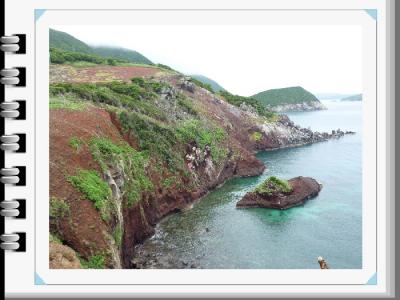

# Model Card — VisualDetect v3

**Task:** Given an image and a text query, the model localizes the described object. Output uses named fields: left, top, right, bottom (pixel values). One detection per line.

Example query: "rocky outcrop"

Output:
left=257, top=115, right=354, bottom=149
left=237, top=176, right=322, bottom=209
left=179, top=76, right=196, bottom=93
left=49, top=242, right=82, bottom=269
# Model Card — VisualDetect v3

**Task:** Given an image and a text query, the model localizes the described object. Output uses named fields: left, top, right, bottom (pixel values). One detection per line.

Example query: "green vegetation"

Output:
left=50, top=47, right=125, bottom=65
left=91, top=46, right=153, bottom=65
left=218, top=90, right=276, bottom=120
left=49, top=96, right=88, bottom=110
left=49, top=197, right=70, bottom=218
left=89, top=137, right=153, bottom=207
left=252, top=86, right=320, bottom=107
left=176, top=119, right=228, bottom=164
left=118, top=110, right=184, bottom=169
left=50, top=29, right=153, bottom=66
left=113, top=227, right=123, bottom=247
left=190, top=77, right=214, bottom=93
left=80, top=253, right=106, bottom=269
left=67, top=169, right=111, bottom=211
left=155, top=63, right=174, bottom=71
left=50, top=29, right=93, bottom=54
left=69, top=136, right=83, bottom=151
left=254, top=176, right=293, bottom=196
left=162, top=176, right=177, bottom=188
left=50, top=75, right=228, bottom=202
left=50, top=80, right=179, bottom=120
left=250, top=131, right=263, bottom=142
left=190, top=74, right=225, bottom=92
left=177, top=97, right=198, bottom=115
left=49, top=233, right=64, bottom=244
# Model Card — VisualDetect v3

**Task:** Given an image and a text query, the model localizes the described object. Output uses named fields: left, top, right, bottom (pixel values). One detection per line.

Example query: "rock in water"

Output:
left=236, top=176, right=321, bottom=209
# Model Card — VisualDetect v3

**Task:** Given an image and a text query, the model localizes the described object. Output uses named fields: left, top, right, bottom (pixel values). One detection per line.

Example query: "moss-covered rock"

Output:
left=237, top=176, right=321, bottom=209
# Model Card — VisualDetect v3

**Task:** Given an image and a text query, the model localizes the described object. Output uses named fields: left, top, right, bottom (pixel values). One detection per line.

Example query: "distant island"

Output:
left=252, top=86, right=326, bottom=112
left=315, top=93, right=350, bottom=100
left=341, top=94, right=362, bottom=101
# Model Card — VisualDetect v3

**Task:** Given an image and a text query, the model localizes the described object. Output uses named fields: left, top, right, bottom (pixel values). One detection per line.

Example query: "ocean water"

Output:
left=137, top=100, right=362, bottom=269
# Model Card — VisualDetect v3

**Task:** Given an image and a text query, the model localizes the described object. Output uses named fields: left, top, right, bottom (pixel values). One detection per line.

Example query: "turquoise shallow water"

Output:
left=138, top=100, right=362, bottom=269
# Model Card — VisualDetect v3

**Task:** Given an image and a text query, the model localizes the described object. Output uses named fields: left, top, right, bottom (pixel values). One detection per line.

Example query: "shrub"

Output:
left=49, top=233, right=64, bottom=244
left=176, top=119, right=228, bottom=164
left=254, top=176, right=293, bottom=196
left=156, top=63, right=174, bottom=71
left=177, top=96, right=197, bottom=115
left=81, top=254, right=106, bottom=269
left=50, top=47, right=129, bottom=66
left=162, top=177, right=176, bottom=188
left=49, top=81, right=167, bottom=120
left=89, top=137, right=154, bottom=207
left=69, top=136, right=83, bottom=151
left=67, top=169, right=111, bottom=211
left=176, top=120, right=226, bottom=147
left=49, top=96, right=87, bottom=111
left=250, top=132, right=262, bottom=142
left=130, top=77, right=145, bottom=87
left=49, top=197, right=70, bottom=218
left=118, top=111, right=182, bottom=167
left=218, top=90, right=276, bottom=120
left=190, top=77, right=214, bottom=93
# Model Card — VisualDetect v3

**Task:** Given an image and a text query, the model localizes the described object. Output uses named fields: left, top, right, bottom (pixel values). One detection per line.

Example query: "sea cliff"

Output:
left=49, top=64, right=352, bottom=268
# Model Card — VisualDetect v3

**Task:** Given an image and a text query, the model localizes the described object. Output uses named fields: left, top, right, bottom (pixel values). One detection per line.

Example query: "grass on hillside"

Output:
left=89, top=137, right=153, bottom=207
left=67, top=169, right=112, bottom=221
left=50, top=95, right=88, bottom=110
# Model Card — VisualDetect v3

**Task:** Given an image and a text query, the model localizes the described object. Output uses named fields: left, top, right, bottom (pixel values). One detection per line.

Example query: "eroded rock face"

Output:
left=258, top=115, right=354, bottom=148
left=49, top=242, right=82, bottom=269
left=236, top=176, right=322, bottom=210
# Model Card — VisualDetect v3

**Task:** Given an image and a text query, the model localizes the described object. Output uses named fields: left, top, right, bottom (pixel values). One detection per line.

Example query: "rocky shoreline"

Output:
left=267, top=101, right=326, bottom=113
left=259, top=114, right=355, bottom=149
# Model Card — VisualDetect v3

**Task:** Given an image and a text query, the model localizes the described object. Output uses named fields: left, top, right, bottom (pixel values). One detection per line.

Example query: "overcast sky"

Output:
left=52, top=25, right=362, bottom=96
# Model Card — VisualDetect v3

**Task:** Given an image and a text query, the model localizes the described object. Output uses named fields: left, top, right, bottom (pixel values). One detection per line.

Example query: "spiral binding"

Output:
left=1, top=34, right=27, bottom=252
left=0, top=68, right=20, bottom=85
left=0, top=233, right=19, bottom=250
left=0, top=134, right=20, bottom=151
left=0, top=35, right=22, bottom=53
left=0, top=199, right=20, bottom=217
left=1, top=101, right=20, bottom=118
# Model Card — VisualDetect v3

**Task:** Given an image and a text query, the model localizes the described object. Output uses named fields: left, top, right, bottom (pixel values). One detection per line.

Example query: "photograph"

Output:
left=48, top=24, right=362, bottom=270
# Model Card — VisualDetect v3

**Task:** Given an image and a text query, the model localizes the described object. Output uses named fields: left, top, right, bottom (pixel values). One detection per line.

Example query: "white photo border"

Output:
left=34, top=9, right=378, bottom=286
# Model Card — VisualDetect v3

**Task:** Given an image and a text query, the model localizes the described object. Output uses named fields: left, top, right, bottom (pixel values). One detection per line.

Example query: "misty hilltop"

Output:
left=50, top=29, right=153, bottom=65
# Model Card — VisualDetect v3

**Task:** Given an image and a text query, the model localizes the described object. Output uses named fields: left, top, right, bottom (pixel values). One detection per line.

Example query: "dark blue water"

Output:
left=137, top=100, right=362, bottom=269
